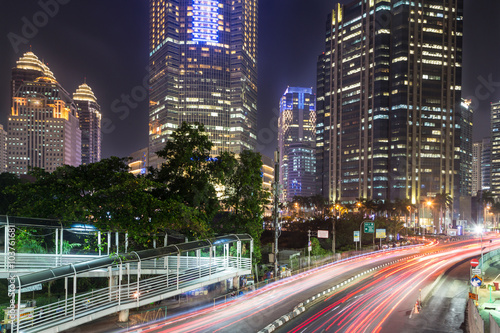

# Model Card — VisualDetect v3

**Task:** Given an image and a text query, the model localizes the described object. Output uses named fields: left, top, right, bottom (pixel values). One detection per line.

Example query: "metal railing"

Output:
left=14, top=255, right=252, bottom=332
left=0, top=253, right=102, bottom=271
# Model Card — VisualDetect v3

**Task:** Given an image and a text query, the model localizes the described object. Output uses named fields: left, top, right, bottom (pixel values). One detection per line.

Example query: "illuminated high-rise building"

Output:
left=481, top=138, right=492, bottom=192
left=317, top=0, right=463, bottom=208
left=7, top=52, right=81, bottom=175
left=0, top=124, right=6, bottom=173
left=73, top=82, right=102, bottom=165
left=473, top=138, right=492, bottom=197
left=459, top=98, right=473, bottom=197
left=491, top=101, right=500, bottom=197
left=148, top=0, right=258, bottom=156
left=278, top=87, right=316, bottom=201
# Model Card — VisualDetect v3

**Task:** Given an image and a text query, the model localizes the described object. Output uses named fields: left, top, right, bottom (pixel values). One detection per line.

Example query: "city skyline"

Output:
left=0, top=1, right=499, bottom=160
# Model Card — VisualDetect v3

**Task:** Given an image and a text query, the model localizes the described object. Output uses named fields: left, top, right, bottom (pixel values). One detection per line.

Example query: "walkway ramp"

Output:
left=10, top=234, right=253, bottom=333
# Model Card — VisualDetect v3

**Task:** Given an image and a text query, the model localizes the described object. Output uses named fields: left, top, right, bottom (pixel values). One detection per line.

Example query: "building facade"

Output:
left=0, top=125, right=7, bottom=173
left=459, top=99, right=473, bottom=197
left=148, top=0, right=258, bottom=156
left=278, top=87, right=316, bottom=201
left=472, top=141, right=483, bottom=197
left=472, top=138, right=492, bottom=197
left=491, top=101, right=500, bottom=197
left=261, top=154, right=274, bottom=216
left=481, top=138, right=492, bottom=192
left=7, top=52, right=81, bottom=175
left=73, top=82, right=102, bottom=165
left=317, top=0, right=463, bottom=207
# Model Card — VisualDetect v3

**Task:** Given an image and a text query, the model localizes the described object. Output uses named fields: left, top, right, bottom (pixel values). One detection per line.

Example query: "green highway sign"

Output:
left=364, top=222, right=374, bottom=233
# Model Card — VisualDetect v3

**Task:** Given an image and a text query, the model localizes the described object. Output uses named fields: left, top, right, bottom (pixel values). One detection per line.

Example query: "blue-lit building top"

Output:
left=278, top=87, right=317, bottom=201
left=191, top=0, right=219, bottom=43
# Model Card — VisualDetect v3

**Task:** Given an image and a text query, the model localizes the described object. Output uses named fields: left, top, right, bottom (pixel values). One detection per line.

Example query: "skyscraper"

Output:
left=0, top=124, right=6, bottom=173
left=148, top=0, right=258, bottom=156
left=481, top=138, right=492, bottom=192
left=491, top=101, right=500, bottom=197
left=472, top=138, right=492, bottom=197
left=278, top=87, right=316, bottom=201
left=472, top=142, right=483, bottom=197
left=73, top=82, right=102, bottom=165
left=317, top=0, right=463, bottom=207
left=7, top=52, right=81, bottom=175
left=459, top=99, right=473, bottom=197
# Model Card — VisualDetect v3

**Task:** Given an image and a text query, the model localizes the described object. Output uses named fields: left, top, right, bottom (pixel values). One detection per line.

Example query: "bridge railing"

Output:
left=15, top=256, right=252, bottom=332
left=12, top=234, right=253, bottom=333
left=0, top=253, right=102, bottom=271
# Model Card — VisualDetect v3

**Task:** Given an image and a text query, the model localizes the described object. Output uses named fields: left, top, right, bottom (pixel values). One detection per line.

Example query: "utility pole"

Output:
left=331, top=218, right=336, bottom=260
left=308, top=230, right=311, bottom=267
left=273, top=150, right=280, bottom=280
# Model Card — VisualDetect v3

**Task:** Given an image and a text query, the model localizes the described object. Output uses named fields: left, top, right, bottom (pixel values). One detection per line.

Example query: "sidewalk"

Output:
left=476, top=257, right=500, bottom=332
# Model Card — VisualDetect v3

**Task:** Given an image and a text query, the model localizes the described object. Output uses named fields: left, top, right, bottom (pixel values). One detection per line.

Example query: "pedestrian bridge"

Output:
left=10, top=234, right=253, bottom=333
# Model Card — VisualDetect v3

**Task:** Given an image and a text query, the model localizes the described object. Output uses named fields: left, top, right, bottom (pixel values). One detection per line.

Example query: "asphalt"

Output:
left=65, top=245, right=500, bottom=333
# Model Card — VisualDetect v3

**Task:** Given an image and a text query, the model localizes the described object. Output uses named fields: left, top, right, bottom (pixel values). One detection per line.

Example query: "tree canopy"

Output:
left=5, top=122, right=268, bottom=255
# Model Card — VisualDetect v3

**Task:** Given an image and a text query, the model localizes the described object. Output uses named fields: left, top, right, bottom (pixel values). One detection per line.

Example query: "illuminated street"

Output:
left=123, top=237, right=496, bottom=333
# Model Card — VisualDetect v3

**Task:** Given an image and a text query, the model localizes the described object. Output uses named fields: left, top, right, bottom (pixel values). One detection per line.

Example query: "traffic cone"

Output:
left=414, top=301, right=420, bottom=314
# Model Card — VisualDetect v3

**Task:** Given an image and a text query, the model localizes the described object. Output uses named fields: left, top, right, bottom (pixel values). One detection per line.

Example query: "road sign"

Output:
left=471, top=275, right=483, bottom=287
left=354, top=231, right=360, bottom=242
left=470, top=259, right=479, bottom=267
left=469, top=292, right=478, bottom=300
left=472, top=268, right=482, bottom=275
left=317, top=230, right=329, bottom=239
left=376, top=229, right=386, bottom=239
left=364, top=222, right=374, bottom=233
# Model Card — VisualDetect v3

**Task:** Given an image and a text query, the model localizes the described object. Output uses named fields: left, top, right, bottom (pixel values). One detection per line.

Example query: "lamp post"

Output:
left=406, top=205, right=411, bottom=237
left=272, top=150, right=280, bottom=280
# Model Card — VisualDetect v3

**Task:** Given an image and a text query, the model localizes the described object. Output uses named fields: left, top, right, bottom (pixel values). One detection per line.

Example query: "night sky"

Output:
left=1, top=1, right=499, bottom=160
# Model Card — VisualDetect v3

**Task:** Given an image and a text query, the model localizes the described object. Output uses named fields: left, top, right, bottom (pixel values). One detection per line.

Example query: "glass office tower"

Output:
left=317, top=0, right=463, bottom=207
left=149, top=0, right=258, bottom=156
left=278, top=87, right=316, bottom=201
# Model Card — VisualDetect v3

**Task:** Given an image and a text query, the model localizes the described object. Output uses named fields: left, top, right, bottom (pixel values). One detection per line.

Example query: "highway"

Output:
left=124, top=237, right=496, bottom=333
left=277, top=237, right=497, bottom=333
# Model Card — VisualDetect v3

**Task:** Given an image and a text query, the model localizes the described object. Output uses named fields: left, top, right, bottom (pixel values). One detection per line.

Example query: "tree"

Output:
left=0, top=173, right=24, bottom=214
left=7, top=157, right=208, bottom=245
left=152, top=122, right=222, bottom=230
left=434, top=192, right=453, bottom=233
left=220, top=150, right=270, bottom=261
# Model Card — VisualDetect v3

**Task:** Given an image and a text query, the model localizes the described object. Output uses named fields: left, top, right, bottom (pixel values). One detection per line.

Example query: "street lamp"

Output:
left=475, top=224, right=484, bottom=270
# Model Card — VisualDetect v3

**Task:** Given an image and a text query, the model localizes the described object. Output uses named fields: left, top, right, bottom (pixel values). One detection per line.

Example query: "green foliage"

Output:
left=15, top=228, right=47, bottom=254
left=310, top=237, right=329, bottom=256
left=62, top=240, right=81, bottom=254
left=4, top=122, right=266, bottom=255
left=152, top=122, right=220, bottom=236
left=0, top=173, right=24, bottom=215
left=219, top=150, right=269, bottom=262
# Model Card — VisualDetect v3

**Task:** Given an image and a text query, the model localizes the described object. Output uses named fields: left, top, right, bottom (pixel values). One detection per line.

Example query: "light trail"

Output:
left=282, top=238, right=500, bottom=333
